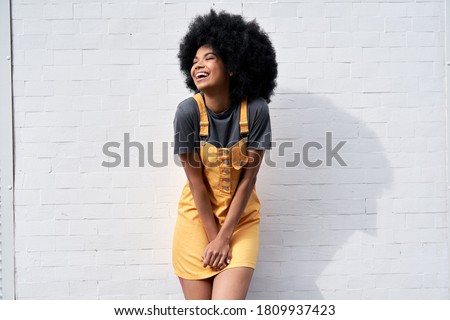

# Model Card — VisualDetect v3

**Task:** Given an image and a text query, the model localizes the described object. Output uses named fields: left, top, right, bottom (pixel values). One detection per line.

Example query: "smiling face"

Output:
left=190, top=44, right=230, bottom=94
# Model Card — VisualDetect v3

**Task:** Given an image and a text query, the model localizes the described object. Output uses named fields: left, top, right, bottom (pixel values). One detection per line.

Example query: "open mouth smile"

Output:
left=195, top=72, right=209, bottom=80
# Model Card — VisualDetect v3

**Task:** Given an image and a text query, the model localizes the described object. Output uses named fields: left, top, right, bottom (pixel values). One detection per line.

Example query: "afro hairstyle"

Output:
left=178, top=9, right=278, bottom=104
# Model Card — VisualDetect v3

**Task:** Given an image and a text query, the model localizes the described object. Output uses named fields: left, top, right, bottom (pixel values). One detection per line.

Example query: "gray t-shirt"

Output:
left=173, top=94, right=272, bottom=155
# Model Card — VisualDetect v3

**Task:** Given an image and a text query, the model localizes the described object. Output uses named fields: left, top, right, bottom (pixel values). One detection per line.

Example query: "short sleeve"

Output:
left=173, top=99, right=200, bottom=155
left=247, top=98, right=272, bottom=150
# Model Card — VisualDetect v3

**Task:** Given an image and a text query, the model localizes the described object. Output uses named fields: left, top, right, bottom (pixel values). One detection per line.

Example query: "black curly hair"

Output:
left=178, top=9, right=278, bottom=104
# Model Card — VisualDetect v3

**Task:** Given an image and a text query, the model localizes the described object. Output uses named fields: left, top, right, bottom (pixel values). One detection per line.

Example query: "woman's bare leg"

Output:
left=179, top=277, right=213, bottom=300
left=211, top=267, right=254, bottom=300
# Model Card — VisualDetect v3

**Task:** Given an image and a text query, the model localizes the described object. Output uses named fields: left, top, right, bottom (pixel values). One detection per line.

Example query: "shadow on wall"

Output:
left=248, top=92, right=393, bottom=299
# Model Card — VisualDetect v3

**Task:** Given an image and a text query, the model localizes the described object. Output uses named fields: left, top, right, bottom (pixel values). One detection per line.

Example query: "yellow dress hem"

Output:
left=175, top=263, right=257, bottom=280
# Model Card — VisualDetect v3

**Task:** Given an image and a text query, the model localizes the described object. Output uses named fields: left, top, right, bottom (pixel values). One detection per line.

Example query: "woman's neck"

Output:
left=203, top=92, right=232, bottom=114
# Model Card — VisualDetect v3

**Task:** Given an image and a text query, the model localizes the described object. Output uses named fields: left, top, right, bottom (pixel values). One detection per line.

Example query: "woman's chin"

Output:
left=195, top=84, right=210, bottom=92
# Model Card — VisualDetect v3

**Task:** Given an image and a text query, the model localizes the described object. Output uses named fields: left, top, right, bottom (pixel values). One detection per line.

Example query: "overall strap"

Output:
left=193, top=93, right=209, bottom=138
left=239, top=97, right=249, bottom=136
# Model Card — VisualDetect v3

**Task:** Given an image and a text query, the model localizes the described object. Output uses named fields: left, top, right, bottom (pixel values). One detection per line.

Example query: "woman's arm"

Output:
left=179, top=152, right=219, bottom=242
left=202, top=149, right=265, bottom=270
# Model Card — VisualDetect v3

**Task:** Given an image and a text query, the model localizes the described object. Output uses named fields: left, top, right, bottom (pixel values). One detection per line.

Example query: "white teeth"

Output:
left=196, top=72, right=209, bottom=79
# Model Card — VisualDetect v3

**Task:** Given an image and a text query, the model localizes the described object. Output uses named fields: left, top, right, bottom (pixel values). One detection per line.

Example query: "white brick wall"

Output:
left=10, top=0, right=449, bottom=299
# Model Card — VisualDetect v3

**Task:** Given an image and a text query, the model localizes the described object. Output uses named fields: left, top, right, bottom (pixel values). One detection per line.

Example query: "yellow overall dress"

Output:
left=172, top=93, right=261, bottom=280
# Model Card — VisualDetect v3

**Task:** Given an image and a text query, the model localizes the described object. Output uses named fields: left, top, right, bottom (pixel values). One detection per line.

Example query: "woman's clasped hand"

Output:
left=202, top=236, right=232, bottom=271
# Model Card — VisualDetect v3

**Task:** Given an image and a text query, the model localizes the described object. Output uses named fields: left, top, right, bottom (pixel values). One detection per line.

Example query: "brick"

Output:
left=43, top=4, right=73, bottom=19
left=13, top=66, right=42, bottom=81
left=97, top=280, right=141, bottom=297
left=325, top=2, right=353, bottom=17
left=22, top=49, right=52, bottom=65
left=303, top=17, right=329, bottom=32
left=23, top=19, right=51, bottom=35
left=420, top=228, right=447, bottom=243
left=80, top=20, right=108, bottom=34
left=53, top=50, right=81, bottom=65
left=380, top=32, right=407, bottom=47
left=79, top=33, right=103, bottom=49
left=17, top=282, right=69, bottom=298
left=21, top=173, right=54, bottom=190
left=298, top=3, right=324, bottom=18
left=69, top=220, right=98, bottom=236
left=55, top=236, right=85, bottom=251
left=42, top=65, right=72, bottom=80
left=413, top=17, right=443, bottom=32
left=26, top=236, right=56, bottom=252
left=69, top=281, right=98, bottom=297
left=244, top=3, right=271, bottom=17
left=379, top=3, right=408, bottom=17
left=407, top=32, right=438, bottom=47
left=82, top=49, right=108, bottom=65
left=131, top=34, right=160, bottom=49
left=375, top=274, right=422, bottom=289
left=330, top=17, right=356, bottom=32
left=271, top=3, right=298, bottom=18
left=406, top=3, right=438, bottom=17
left=67, top=251, right=97, bottom=266
left=129, top=3, right=161, bottom=19
left=104, top=34, right=133, bottom=49
left=73, top=3, right=102, bottom=19
left=358, top=17, right=385, bottom=32
left=112, top=265, right=141, bottom=281
left=12, top=4, right=43, bottom=19
left=98, top=251, right=126, bottom=265
left=54, top=266, right=112, bottom=281
left=14, top=34, right=47, bottom=50
left=269, top=32, right=299, bottom=48
left=316, top=275, right=348, bottom=290
left=110, top=49, right=140, bottom=64
left=352, top=32, right=380, bottom=48
left=109, top=19, right=137, bottom=34
left=46, top=34, right=80, bottom=49
left=363, top=47, right=390, bottom=62
left=423, top=273, right=449, bottom=288
left=101, top=3, right=130, bottom=19
left=124, top=250, right=153, bottom=265
left=164, top=3, right=185, bottom=18
left=385, top=17, right=412, bottom=32
left=51, top=20, right=80, bottom=35
left=140, top=265, right=168, bottom=280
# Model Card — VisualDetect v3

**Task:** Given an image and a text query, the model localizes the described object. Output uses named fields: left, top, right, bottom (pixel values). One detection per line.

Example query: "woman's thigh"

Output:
left=179, top=277, right=214, bottom=300
left=211, top=267, right=254, bottom=300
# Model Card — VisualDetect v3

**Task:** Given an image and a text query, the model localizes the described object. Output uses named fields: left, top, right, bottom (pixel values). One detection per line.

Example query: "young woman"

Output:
left=172, top=9, right=277, bottom=300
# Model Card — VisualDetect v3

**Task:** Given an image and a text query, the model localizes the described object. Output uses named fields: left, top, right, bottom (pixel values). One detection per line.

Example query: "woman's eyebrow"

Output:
left=193, top=52, right=217, bottom=60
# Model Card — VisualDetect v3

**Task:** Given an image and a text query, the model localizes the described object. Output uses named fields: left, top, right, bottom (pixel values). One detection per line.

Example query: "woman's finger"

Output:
left=217, top=254, right=227, bottom=270
left=210, top=252, right=223, bottom=270
left=202, top=249, right=212, bottom=267
left=226, top=249, right=232, bottom=264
